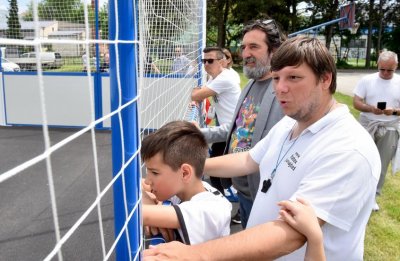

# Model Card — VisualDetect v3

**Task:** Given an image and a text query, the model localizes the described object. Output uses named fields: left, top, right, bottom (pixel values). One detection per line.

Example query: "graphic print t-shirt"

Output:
left=229, top=80, right=269, bottom=153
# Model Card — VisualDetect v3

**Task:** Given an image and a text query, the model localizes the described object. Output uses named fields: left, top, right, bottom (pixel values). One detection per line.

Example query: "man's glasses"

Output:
left=379, top=68, right=395, bottom=73
left=201, top=58, right=221, bottom=64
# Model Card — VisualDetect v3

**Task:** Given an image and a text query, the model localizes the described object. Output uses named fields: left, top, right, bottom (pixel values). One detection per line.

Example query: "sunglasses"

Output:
left=379, top=68, right=395, bottom=73
left=201, top=58, right=221, bottom=64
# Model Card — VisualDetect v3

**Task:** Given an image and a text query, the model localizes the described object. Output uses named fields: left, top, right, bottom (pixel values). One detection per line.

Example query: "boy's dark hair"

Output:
left=271, top=36, right=337, bottom=94
left=203, top=47, right=225, bottom=60
left=141, top=120, right=208, bottom=178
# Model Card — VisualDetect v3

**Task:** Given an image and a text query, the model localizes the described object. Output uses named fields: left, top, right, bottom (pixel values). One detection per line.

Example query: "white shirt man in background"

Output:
left=353, top=50, right=400, bottom=211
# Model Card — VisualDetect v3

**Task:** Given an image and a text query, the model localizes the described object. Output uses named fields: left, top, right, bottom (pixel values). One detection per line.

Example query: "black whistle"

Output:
left=261, top=179, right=272, bottom=193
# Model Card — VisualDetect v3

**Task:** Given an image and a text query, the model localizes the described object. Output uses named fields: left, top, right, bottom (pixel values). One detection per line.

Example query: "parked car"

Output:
left=8, top=52, right=62, bottom=71
left=1, top=58, right=20, bottom=72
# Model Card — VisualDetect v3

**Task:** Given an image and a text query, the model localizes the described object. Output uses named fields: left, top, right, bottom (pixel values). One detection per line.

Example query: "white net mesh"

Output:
left=138, top=0, right=205, bottom=134
left=0, top=0, right=205, bottom=260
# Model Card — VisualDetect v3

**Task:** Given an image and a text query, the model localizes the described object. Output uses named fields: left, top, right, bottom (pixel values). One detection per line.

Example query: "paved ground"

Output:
left=0, top=128, right=116, bottom=260
left=0, top=70, right=390, bottom=260
left=336, top=70, right=372, bottom=96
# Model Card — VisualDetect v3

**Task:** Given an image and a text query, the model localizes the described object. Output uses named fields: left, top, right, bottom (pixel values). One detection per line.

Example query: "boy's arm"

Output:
left=204, top=151, right=259, bottom=178
left=304, top=234, right=325, bottom=261
left=142, top=205, right=180, bottom=229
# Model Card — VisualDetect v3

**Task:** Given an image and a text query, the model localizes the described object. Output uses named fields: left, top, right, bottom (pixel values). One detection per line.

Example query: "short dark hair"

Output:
left=203, top=46, right=225, bottom=60
left=271, top=36, right=337, bottom=94
left=141, top=120, right=208, bottom=179
left=243, top=19, right=286, bottom=54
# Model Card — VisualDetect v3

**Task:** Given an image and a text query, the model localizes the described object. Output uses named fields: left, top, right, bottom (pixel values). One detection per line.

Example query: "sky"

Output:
left=1, top=0, right=33, bottom=13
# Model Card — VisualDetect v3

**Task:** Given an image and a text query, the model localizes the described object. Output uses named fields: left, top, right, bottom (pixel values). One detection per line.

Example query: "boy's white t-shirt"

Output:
left=169, top=181, right=232, bottom=245
left=207, top=69, right=241, bottom=125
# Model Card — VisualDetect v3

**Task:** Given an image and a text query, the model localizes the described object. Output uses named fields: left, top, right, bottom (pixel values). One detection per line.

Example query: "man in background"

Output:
left=191, top=47, right=241, bottom=194
left=353, top=50, right=400, bottom=211
left=171, top=47, right=190, bottom=74
left=199, top=19, right=286, bottom=227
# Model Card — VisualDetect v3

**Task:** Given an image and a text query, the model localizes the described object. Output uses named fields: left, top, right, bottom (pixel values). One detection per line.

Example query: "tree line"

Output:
left=207, top=0, right=400, bottom=68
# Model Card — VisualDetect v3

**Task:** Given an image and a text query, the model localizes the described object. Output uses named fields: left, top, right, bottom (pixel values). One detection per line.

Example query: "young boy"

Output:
left=141, top=120, right=232, bottom=245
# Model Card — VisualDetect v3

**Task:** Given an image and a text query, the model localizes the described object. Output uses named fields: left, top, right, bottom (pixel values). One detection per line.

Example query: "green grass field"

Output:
left=236, top=69, right=400, bottom=260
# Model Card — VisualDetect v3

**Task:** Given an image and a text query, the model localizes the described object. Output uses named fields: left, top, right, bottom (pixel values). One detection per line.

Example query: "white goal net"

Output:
left=0, top=0, right=206, bottom=260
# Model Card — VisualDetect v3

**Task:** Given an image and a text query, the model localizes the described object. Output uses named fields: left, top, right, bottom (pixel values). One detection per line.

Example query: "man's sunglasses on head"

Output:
left=257, top=19, right=278, bottom=31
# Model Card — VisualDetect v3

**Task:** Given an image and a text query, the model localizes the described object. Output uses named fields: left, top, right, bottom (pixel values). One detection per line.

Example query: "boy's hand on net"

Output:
left=145, top=226, right=175, bottom=242
left=142, top=190, right=158, bottom=205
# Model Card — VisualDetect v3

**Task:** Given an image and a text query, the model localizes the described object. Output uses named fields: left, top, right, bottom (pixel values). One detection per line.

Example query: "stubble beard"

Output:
left=287, top=91, right=321, bottom=123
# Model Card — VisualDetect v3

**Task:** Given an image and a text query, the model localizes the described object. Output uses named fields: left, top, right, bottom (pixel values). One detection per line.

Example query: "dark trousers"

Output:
left=209, top=142, right=226, bottom=193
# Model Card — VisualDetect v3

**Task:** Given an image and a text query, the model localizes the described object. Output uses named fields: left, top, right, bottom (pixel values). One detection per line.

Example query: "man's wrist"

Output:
left=364, top=103, right=371, bottom=112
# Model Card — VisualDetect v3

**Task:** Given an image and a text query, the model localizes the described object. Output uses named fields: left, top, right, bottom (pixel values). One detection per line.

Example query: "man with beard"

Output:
left=199, top=19, right=286, bottom=227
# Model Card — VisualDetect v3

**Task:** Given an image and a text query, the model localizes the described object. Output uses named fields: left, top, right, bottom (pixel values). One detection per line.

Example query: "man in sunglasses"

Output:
left=199, top=19, right=286, bottom=228
left=192, top=47, right=241, bottom=193
left=353, top=50, right=400, bottom=211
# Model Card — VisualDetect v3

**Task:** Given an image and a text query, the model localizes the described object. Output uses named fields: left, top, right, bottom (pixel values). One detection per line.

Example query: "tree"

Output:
left=304, top=0, right=339, bottom=49
left=206, top=0, right=229, bottom=46
left=98, top=2, right=108, bottom=40
left=6, top=0, right=22, bottom=39
left=206, top=0, right=291, bottom=48
left=384, top=26, right=400, bottom=55
left=364, top=0, right=375, bottom=68
left=23, top=0, right=85, bottom=22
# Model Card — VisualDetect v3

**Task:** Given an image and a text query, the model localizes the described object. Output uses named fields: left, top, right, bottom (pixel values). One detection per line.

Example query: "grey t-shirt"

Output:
left=229, top=79, right=270, bottom=198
